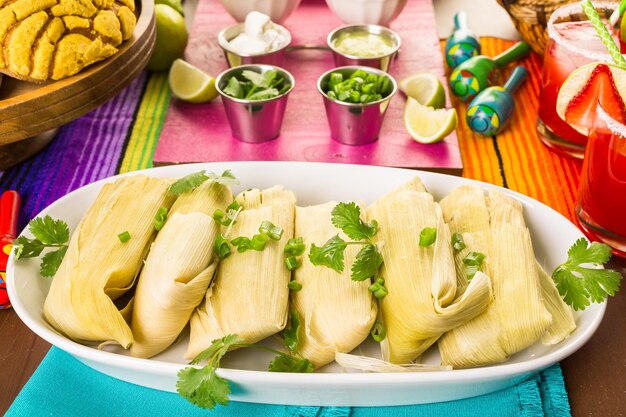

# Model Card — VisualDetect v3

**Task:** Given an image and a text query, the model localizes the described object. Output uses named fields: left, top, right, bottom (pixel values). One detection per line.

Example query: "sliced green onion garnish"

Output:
left=284, top=237, right=306, bottom=256
left=231, top=236, right=251, bottom=253
left=463, top=251, right=485, bottom=266
left=251, top=233, right=269, bottom=251
left=368, top=279, right=388, bottom=299
left=215, top=234, right=231, bottom=259
left=259, top=221, right=284, bottom=241
left=227, top=200, right=241, bottom=211
left=451, top=232, right=466, bottom=251
left=419, top=227, right=437, bottom=247
left=285, top=256, right=300, bottom=271
left=118, top=231, right=131, bottom=243
left=154, top=207, right=168, bottom=231
left=371, top=322, right=386, bottom=342
left=287, top=280, right=302, bottom=291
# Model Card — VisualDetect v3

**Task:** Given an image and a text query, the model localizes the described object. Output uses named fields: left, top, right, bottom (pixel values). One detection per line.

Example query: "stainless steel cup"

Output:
left=327, top=24, right=401, bottom=73
left=216, top=64, right=295, bottom=143
left=218, top=23, right=292, bottom=68
left=317, top=66, right=397, bottom=146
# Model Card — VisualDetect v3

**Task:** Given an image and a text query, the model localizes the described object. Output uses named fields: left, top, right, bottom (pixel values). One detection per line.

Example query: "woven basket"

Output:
left=496, top=0, right=578, bottom=55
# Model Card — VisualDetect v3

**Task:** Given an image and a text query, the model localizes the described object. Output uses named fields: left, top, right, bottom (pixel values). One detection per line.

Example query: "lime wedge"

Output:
left=399, top=73, right=446, bottom=109
left=156, top=0, right=184, bottom=15
left=404, top=97, right=457, bottom=144
left=168, top=59, right=218, bottom=103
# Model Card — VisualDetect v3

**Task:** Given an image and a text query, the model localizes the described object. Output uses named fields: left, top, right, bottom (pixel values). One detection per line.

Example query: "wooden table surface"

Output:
left=1, top=258, right=624, bottom=415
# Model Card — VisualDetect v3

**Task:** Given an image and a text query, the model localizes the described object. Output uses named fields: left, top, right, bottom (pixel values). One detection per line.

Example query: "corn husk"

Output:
left=537, top=261, right=576, bottom=345
left=186, top=186, right=295, bottom=360
left=366, top=177, right=492, bottom=364
left=334, top=352, right=452, bottom=372
left=43, top=175, right=174, bottom=348
left=290, top=201, right=378, bottom=368
left=130, top=180, right=233, bottom=358
left=438, top=187, right=553, bottom=368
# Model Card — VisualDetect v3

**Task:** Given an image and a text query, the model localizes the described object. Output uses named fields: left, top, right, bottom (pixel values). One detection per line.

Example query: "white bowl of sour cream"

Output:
left=325, top=0, right=408, bottom=26
left=219, top=0, right=302, bottom=23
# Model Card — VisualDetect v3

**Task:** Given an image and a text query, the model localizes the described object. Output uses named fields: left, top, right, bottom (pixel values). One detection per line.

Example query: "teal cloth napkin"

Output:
left=7, top=347, right=572, bottom=417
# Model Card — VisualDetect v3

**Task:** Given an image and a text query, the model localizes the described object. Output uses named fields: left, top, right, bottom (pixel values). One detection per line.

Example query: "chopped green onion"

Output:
left=215, top=234, right=231, bottom=259
left=463, top=251, right=485, bottom=281
left=285, top=255, right=300, bottom=271
left=259, top=221, right=284, bottom=241
left=463, top=251, right=485, bottom=266
left=419, top=227, right=437, bottom=247
left=371, top=322, right=386, bottom=342
left=231, top=236, right=252, bottom=253
left=368, top=278, right=388, bottom=299
left=227, top=200, right=241, bottom=211
left=118, top=231, right=131, bottom=243
left=251, top=233, right=269, bottom=251
left=287, top=280, right=302, bottom=291
left=284, top=237, right=306, bottom=256
left=451, top=232, right=466, bottom=251
left=154, top=207, right=168, bottom=231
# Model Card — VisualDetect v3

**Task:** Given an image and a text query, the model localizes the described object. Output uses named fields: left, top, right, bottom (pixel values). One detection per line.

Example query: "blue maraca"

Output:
left=444, top=12, right=481, bottom=69
left=466, top=66, right=528, bottom=136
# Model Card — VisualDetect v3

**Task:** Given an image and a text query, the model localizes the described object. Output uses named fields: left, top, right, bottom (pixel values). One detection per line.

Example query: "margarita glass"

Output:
left=577, top=104, right=626, bottom=257
left=537, top=2, right=623, bottom=159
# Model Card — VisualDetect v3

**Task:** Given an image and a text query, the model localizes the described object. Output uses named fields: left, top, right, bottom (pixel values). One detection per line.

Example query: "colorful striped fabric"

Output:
left=454, top=38, right=582, bottom=224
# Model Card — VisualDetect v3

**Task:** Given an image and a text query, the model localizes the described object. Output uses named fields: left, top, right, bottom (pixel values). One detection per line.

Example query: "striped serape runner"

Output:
left=0, top=38, right=582, bottom=233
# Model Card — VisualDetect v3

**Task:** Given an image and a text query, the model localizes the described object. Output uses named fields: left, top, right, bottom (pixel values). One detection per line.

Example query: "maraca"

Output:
left=466, top=66, right=528, bottom=136
left=444, top=11, right=481, bottom=69
left=0, top=190, right=20, bottom=310
left=449, top=41, right=530, bottom=102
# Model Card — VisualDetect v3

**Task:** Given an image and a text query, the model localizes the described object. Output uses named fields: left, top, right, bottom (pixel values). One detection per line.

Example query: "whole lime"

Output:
left=155, top=0, right=184, bottom=15
left=147, top=4, right=188, bottom=72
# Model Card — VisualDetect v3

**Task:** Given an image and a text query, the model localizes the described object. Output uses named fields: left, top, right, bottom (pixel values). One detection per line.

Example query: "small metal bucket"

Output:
left=218, top=23, right=292, bottom=68
left=216, top=64, right=295, bottom=143
left=327, top=24, right=401, bottom=73
left=317, top=66, right=397, bottom=146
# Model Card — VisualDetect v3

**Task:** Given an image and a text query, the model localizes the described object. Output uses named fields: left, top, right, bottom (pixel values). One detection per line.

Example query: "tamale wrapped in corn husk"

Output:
left=186, top=186, right=295, bottom=360
left=366, top=177, right=492, bottom=364
left=130, top=180, right=233, bottom=358
left=438, top=187, right=553, bottom=368
left=43, top=175, right=174, bottom=348
left=290, top=201, right=378, bottom=368
left=537, top=261, right=576, bottom=345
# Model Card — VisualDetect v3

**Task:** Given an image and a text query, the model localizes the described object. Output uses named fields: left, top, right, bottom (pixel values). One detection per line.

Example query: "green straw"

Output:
left=581, top=0, right=626, bottom=68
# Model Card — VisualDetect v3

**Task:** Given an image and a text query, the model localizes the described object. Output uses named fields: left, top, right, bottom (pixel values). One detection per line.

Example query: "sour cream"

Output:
left=227, top=12, right=291, bottom=55
left=333, top=31, right=396, bottom=58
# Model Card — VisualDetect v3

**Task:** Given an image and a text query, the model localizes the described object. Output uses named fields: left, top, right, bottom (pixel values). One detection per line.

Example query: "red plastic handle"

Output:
left=0, top=191, right=21, bottom=238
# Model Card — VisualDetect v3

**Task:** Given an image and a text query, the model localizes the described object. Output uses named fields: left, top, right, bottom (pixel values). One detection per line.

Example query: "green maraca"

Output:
left=449, top=42, right=530, bottom=102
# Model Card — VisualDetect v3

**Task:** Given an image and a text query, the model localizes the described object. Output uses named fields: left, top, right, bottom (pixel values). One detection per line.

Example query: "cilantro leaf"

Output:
left=40, top=246, right=68, bottom=278
left=13, top=236, right=45, bottom=259
left=552, top=239, right=623, bottom=310
left=177, top=334, right=242, bottom=409
left=223, top=77, right=244, bottom=99
left=268, top=355, right=314, bottom=373
left=283, top=310, right=301, bottom=354
left=169, top=170, right=239, bottom=195
left=308, top=235, right=347, bottom=273
left=28, top=216, right=69, bottom=245
left=331, top=202, right=377, bottom=241
left=351, top=243, right=383, bottom=281
left=176, top=367, right=230, bottom=410
left=169, top=171, right=210, bottom=195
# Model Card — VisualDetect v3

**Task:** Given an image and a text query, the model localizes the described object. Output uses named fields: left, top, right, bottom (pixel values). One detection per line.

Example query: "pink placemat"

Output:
left=153, top=0, right=462, bottom=174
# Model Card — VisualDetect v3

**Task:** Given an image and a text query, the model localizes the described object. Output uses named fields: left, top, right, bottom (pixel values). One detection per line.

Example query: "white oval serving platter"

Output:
left=7, top=161, right=606, bottom=407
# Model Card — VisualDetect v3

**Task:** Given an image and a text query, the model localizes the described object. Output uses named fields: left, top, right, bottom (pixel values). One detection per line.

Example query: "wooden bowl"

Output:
left=0, top=0, right=156, bottom=147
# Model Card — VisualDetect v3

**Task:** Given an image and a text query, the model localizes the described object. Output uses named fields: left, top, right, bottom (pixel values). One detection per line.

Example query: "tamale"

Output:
left=186, top=186, right=295, bottom=360
left=537, top=261, right=576, bottom=345
left=366, top=177, right=492, bottom=364
left=130, top=180, right=233, bottom=358
left=43, top=175, right=174, bottom=348
left=289, top=201, right=378, bottom=369
left=438, top=187, right=553, bottom=368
